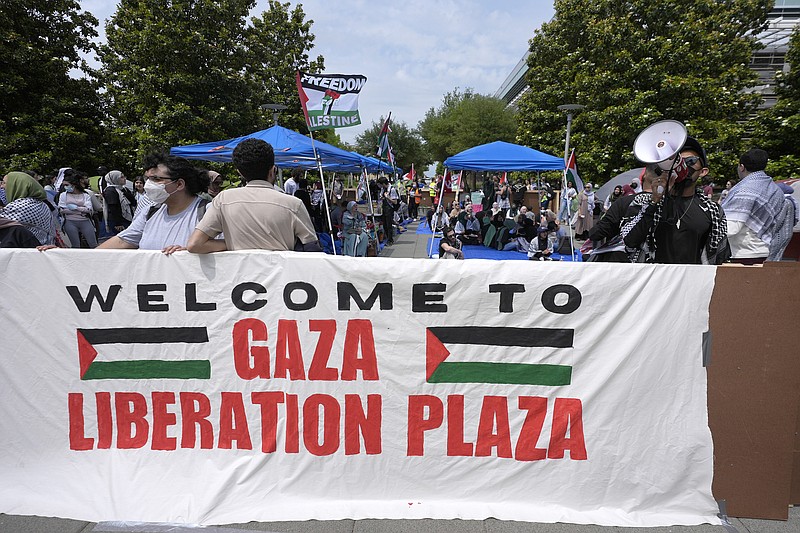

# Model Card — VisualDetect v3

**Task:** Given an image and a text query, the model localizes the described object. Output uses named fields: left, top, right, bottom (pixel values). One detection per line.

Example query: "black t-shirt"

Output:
left=438, top=236, right=462, bottom=258
left=654, top=195, right=711, bottom=264
left=0, top=225, right=40, bottom=248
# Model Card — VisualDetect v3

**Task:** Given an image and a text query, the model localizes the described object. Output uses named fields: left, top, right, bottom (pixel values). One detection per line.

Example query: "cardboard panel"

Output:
left=708, top=262, right=800, bottom=519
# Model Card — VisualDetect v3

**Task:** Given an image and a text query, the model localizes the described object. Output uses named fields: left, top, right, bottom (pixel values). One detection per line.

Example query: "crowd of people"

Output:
left=0, top=137, right=796, bottom=266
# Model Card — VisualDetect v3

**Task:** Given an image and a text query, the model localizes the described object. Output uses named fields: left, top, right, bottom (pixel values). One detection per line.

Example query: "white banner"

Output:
left=0, top=250, right=720, bottom=527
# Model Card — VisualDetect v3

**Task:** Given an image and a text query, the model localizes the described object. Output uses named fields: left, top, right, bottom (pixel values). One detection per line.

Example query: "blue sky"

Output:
left=81, top=1, right=555, bottom=143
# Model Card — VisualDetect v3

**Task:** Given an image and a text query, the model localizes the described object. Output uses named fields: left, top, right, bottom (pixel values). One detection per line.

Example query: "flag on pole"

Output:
left=387, top=141, right=396, bottom=167
left=404, top=164, right=414, bottom=181
left=376, top=113, right=392, bottom=158
left=357, top=169, right=367, bottom=201
left=566, top=149, right=584, bottom=191
left=454, top=171, right=462, bottom=192
left=296, top=71, right=367, bottom=131
left=500, top=171, right=508, bottom=185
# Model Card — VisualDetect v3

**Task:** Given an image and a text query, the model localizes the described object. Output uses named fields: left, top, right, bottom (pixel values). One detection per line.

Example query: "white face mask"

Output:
left=144, top=180, right=173, bottom=204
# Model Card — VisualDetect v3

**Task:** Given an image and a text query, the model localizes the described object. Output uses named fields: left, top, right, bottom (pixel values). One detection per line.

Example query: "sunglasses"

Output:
left=683, top=156, right=702, bottom=167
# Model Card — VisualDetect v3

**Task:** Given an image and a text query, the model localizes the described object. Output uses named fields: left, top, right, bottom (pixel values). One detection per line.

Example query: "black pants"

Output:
left=381, top=207, right=394, bottom=243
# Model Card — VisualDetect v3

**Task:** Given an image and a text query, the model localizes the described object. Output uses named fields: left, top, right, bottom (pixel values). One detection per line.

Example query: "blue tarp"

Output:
left=443, top=141, right=565, bottom=171
left=170, top=125, right=365, bottom=170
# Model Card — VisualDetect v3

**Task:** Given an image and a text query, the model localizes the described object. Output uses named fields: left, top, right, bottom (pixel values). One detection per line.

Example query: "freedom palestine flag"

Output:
left=566, top=149, right=584, bottom=191
left=296, top=71, right=367, bottom=131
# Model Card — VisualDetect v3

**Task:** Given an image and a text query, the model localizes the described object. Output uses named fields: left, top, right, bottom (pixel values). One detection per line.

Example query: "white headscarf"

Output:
left=104, top=170, right=133, bottom=222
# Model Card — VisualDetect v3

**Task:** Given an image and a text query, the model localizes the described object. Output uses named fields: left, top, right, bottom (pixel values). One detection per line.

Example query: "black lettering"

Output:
left=137, top=284, right=169, bottom=312
left=66, top=285, right=122, bottom=313
left=541, top=284, right=581, bottom=314
left=412, top=283, right=447, bottom=313
left=489, top=284, right=525, bottom=313
left=231, top=282, right=267, bottom=311
left=185, top=283, right=216, bottom=312
left=283, top=282, right=318, bottom=311
left=337, top=282, right=392, bottom=311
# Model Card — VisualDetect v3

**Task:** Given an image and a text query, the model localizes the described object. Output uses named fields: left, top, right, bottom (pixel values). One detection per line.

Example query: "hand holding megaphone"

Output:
left=633, top=120, right=694, bottom=195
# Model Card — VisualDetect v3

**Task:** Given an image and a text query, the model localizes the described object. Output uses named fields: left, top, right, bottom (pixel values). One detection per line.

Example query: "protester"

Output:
left=189, top=138, right=319, bottom=253
left=604, top=186, right=624, bottom=213
left=0, top=171, right=58, bottom=246
left=99, top=152, right=211, bottom=254
left=58, top=171, right=98, bottom=248
left=574, top=183, right=594, bottom=239
left=718, top=180, right=733, bottom=205
left=342, top=201, right=368, bottom=257
left=528, top=226, right=555, bottom=260
left=454, top=203, right=481, bottom=245
left=283, top=170, right=299, bottom=196
left=102, top=170, right=136, bottom=236
left=557, top=181, right=577, bottom=223
left=622, top=137, right=729, bottom=264
left=722, top=149, right=794, bottom=264
left=430, top=203, right=449, bottom=234
left=438, top=225, right=463, bottom=259
left=207, top=171, right=224, bottom=198
left=0, top=216, right=40, bottom=248
left=378, top=176, right=399, bottom=245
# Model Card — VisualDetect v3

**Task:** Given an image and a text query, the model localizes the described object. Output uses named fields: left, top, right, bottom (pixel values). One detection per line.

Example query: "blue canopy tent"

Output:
left=170, top=125, right=365, bottom=170
left=443, top=141, right=564, bottom=171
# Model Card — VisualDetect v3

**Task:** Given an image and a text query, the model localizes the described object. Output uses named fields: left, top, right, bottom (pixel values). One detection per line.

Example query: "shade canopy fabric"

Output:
left=170, top=125, right=365, bottom=170
left=443, top=141, right=565, bottom=171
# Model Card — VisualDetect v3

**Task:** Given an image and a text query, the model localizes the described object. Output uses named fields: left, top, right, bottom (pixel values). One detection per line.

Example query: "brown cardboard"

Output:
left=707, top=262, right=800, bottom=519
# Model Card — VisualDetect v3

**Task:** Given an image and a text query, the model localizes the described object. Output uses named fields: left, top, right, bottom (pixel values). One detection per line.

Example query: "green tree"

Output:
left=354, top=117, right=430, bottom=172
left=753, top=27, right=800, bottom=179
left=245, top=0, right=325, bottom=134
left=419, top=88, right=517, bottom=162
left=516, top=0, right=771, bottom=184
left=98, top=0, right=257, bottom=169
left=0, top=0, right=105, bottom=173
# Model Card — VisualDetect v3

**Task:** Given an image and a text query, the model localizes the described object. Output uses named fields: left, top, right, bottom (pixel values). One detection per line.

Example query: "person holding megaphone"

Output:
left=621, top=121, right=730, bottom=265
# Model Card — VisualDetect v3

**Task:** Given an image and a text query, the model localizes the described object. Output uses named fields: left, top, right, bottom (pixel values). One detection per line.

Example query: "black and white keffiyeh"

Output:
left=722, top=171, right=785, bottom=245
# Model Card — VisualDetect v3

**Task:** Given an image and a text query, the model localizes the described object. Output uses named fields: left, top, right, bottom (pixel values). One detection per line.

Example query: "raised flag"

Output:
left=376, top=113, right=392, bottom=158
left=404, top=164, right=414, bottom=181
left=566, top=149, right=584, bottom=191
left=500, top=171, right=508, bottom=185
left=454, top=171, right=462, bottom=192
left=296, top=71, right=367, bottom=131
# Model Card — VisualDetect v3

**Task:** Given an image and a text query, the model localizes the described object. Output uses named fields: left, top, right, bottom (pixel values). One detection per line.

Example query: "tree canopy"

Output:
left=0, top=0, right=104, bottom=173
left=353, top=117, right=430, bottom=173
left=97, top=0, right=325, bottom=172
left=516, top=0, right=772, bottom=184
left=418, top=88, right=517, bottom=163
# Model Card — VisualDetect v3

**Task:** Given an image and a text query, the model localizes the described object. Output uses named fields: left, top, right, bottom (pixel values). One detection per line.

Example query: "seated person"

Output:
left=503, top=214, right=536, bottom=252
left=528, top=226, right=556, bottom=260
left=438, top=226, right=464, bottom=259
left=454, top=204, right=481, bottom=245
left=430, top=204, right=449, bottom=234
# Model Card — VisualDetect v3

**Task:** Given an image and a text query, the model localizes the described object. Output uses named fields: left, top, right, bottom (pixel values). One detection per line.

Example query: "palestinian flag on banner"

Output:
left=453, top=171, right=462, bottom=191
left=566, top=149, right=584, bottom=190
left=296, top=71, right=367, bottom=131
left=376, top=113, right=392, bottom=158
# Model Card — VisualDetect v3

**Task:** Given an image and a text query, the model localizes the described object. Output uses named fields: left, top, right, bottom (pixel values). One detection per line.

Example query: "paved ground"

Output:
left=3, top=221, right=797, bottom=532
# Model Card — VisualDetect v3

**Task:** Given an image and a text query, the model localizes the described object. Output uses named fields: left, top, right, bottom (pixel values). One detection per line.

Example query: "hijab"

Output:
left=4, top=172, right=47, bottom=203
left=104, top=170, right=133, bottom=222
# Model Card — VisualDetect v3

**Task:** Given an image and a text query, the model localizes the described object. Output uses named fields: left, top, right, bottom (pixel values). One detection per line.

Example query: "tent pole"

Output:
left=308, top=131, right=337, bottom=255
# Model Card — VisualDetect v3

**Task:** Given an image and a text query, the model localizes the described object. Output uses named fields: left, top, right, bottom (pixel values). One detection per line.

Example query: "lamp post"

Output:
left=259, top=103, right=288, bottom=126
left=557, top=104, right=585, bottom=261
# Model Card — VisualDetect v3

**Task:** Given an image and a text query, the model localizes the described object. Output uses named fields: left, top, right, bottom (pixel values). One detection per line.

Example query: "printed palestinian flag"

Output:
left=296, top=71, right=367, bottom=131
left=566, top=149, right=584, bottom=191
left=376, top=113, right=392, bottom=158
left=426, top=326, right=574, bottom=386
left=453, top=171, right=462, bottom=191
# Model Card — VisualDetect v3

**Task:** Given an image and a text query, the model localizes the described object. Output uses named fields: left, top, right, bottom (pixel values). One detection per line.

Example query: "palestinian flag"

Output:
left=296, top=71, right=367, bottom=131
left=376, top=113, right=392, bottom=158
left=404, top=164, right=414, bottom=181
left=565, top=149, right=584, bottom=191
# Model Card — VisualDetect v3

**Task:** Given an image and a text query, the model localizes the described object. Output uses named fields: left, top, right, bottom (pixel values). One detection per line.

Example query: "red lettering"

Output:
left=252, top=391, right=284, bottom=453
left=447, top=395, right=474, bottom=456
left=232, top=318, right=270, bottom=379
left=285, top=393, right=299, bottom=453
left=307, top=320, right=338, bottom=380
left=218, top=392, right=252, bottom=450
left=180, top=392, right=213, bottom=449
left=341, top=319, right=379, bottom=380
left=548, top=398, right=587, bottom=460
left=115, top=392, right=148, bottom=449
left=516, top=396, right=548, bottom=461
left=274, top=320, right=305, bottom=380
left=407, top=395, right=443, bottom=456
left=96, top=392, right=113, bottom=449
left=475, top=396, right=512, bottom=458
left=344, top=394, right=382, bottom=455
left=68, top=393, right=93, bottom=451
left=303, top=394, right=340, bottom=456
left=151, top=392, right=177, bottom=450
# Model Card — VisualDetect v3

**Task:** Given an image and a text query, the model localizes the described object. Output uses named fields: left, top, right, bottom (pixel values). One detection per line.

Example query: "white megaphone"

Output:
left=633, top=120, right=692, bottom=190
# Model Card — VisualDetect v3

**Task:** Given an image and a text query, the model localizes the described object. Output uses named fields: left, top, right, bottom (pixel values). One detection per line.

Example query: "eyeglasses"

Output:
left=146, top=175, right=178, bottom=183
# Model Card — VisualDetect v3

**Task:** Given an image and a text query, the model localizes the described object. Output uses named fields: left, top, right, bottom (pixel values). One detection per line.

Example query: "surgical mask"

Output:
left=65, top=185, right=74, bottom=193
left=144, top=180, right=173, bottom=204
